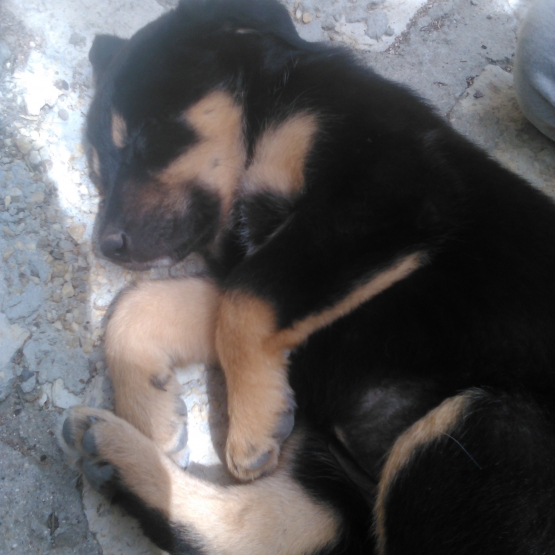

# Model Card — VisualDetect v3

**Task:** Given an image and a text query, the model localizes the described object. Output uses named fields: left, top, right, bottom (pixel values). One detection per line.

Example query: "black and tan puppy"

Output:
left=61, top=0, right=555, bottom=553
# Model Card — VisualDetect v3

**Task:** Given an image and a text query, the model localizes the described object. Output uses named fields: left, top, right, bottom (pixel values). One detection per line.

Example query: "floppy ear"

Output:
left=89, top=34, right=128, bottom=81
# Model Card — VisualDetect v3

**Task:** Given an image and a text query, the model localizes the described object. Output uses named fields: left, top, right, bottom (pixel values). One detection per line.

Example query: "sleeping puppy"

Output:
left=60, top=0, right=555, bottom=553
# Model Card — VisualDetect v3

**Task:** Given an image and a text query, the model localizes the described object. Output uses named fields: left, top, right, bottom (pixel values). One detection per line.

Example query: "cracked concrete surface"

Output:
left=0, top=0, right=553, bottom=553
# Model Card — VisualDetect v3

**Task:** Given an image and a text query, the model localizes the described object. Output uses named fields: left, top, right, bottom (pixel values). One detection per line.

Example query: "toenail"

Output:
left=274, top=410, right=295, bottom=442
left=248, top=450, right=272, bottom=471
left=176, top=397, right=188, bottom=416
left=62, top=418, right=75, bottom=448
left=82, top=429, right=99, bottom=457
left=170, top=424, right=188, bottom=454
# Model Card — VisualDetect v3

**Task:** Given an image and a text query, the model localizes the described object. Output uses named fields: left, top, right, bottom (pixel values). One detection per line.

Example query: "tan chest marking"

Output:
left=244, top=113, right=319, bottom=197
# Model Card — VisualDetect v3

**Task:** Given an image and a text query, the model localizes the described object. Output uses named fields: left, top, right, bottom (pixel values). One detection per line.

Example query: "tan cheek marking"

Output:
left=90, top=147, right=100, bottom=176
left=244, top=113, right=319, bottom=196
left=374, top=392, right=471, bottom=555
left=111, top=111, right=127, bottom=148
left=157, top=91, right=246, bottom=218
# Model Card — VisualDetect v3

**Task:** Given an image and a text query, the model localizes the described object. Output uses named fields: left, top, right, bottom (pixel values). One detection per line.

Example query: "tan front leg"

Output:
left=216, top=254, right=422, bottom=481
left=106, top=277, right=221, bottom=464
left=216, top=291, right=295, bottom=481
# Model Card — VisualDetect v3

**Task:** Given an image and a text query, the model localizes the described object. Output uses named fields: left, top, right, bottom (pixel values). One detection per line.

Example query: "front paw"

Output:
left=226, top=391, right=295, bottom=481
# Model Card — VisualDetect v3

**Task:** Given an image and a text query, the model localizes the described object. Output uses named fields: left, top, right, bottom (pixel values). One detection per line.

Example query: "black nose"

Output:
left=100, top=231, right=130, bottom=261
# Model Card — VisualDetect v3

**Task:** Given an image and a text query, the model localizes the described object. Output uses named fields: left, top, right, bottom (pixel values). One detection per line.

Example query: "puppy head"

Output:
left=86, top=0, right=305, bottom=270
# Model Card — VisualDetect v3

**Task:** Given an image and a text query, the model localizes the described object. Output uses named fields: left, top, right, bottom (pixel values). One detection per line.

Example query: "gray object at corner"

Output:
left=514, top=0, right=555, bottom=141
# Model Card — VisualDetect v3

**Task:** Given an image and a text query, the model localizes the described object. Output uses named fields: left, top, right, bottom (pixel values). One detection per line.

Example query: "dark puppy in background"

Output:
left=61, top=0, right=555, bottom=553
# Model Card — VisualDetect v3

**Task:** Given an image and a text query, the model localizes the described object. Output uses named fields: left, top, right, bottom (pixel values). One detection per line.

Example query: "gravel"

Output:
left=0, top=0, right=553, bottom=553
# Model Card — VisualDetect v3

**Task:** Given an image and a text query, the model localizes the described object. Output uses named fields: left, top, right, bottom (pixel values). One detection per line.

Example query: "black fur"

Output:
left=85, top=0, right=555, bottom=552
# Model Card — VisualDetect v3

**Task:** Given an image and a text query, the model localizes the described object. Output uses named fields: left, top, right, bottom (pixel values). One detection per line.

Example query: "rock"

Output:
left=58, top=108, right=69, bottom=121
left=30, top=192, right=45, bottom=204
left=68, top=222, right=86, bottom=243
left=10, top=187, right=22, bottom=200
left=20, top=367, right=34, bottom=381
left=62, top=282, right=75, bottom=298
left=2, top=283, right=43, bottom=320
left=69, top=32, right=87, bottom=48
left=20, top=373, right=37, bottom=393
left=0, top=371, right=15, bottom=403
left=54, top=79, right=70, bottom=90
left=0, top=41, right=11, bottom=66
left=296, top=19, right=327, bottom=42
left=0, top=41, right=11, bottom=60
left=428, top=2, right=454, bottom=19
left=366, top=12, right=388, bottom=40
left=302, top=13, right=313, bottom=23
left=15, top=136, right=33, bottom=155
left=51, top=378, right=81, bottom=409
left=0, top=313, right=30, bottom=371
left=23, top=84, right=61, bottom=116
left=28, top=151, right=42, bottom=165
left=344, top=3, right=371, bottom=23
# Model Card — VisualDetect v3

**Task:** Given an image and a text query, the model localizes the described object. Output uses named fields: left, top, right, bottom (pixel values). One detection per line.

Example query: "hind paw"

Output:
left=60, top=406, right=167, bottom=495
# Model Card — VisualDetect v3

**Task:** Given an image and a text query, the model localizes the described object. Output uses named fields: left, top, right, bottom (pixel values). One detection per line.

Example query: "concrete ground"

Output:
left=0, top=0, right=554, bottom=553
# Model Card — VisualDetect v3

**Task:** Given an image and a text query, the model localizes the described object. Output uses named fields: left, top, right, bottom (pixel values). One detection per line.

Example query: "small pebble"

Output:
left=302, top=13, right=313, bottom=23
left=30, top=192, right=45, bottom=204
left=69, top=32, right=86, bottom=47
left=58, top=109, right=69, bottom=121
left=15, top=136, right=32, bottom=155
left=62, top=282, right=75, bottom=298
left=28, top=151, right=41, bottom=165
left=68, top=222, right=86, bottom=243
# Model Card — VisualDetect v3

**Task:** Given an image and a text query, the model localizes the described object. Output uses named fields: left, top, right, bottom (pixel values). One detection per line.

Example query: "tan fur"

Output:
left=374, top=393, right=471, bottom=555
left=68, top=408, right=340, bottom=555
left=244, top=113, right=319, bottom=196
left=278, top=253, right=422, bottom=348
left=106, top=278, right=221, bottom=458
left=217, top=253, right=422, bottom=480
left=157, top=91, right=246, bottom=217
left=111, top=111, right=127, bottom=148
left=90, top=147, right=100, bottom=177
left=216, top=290, right=291, bottom=480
